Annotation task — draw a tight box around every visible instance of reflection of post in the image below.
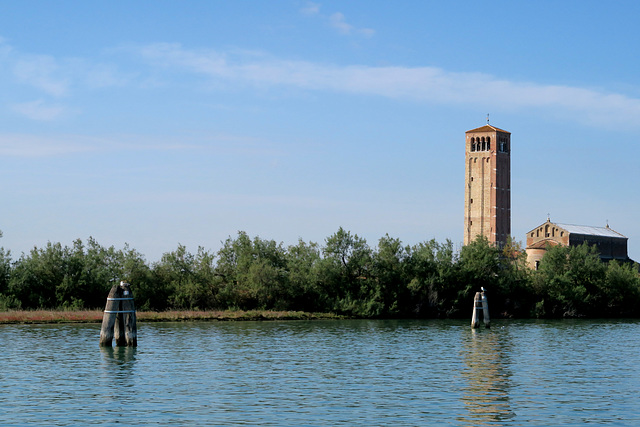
[99,281,137,347]
[459,329,514,425]
[99,346,138,395]
[100,345,137,364]
[471,291,490,329]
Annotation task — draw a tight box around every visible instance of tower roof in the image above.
[466,124,510,134]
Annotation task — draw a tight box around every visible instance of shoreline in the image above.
[0,310,347,325]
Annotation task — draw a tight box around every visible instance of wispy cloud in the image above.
[12,99,68,121]
[0,130,280,159]
[0,38,129,121]
[0,134,97,157]
[0,36,13,56]
[300,1,320,16]
[0,133,198,157]
[137,43,640,129]
[329,12,375,37]
[4,36,640,131]
[13,54,70,96]
[300,2,375,38]
[11,56,128,95]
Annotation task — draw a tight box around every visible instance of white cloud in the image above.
[0,133,95,157]
[300,1,321,15]
[0,131,278,159]
[301,4,375,38]
[0,133,184,157]
[13,55,70,96]
[358,27,375,38]
[329,12,352,35]
[2,38,128,97]
[328,12,375,38]
[0,36,12,56]
[12,99,67,121]
[73,59,129,89]
[137,43,640,130]
[12,54,128,95]
[0,38,131,122]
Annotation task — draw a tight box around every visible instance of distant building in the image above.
[525,218,630,269]
[464,124,511,246]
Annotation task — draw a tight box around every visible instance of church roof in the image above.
[466,124,510,134]
[555,223,627,239]
[528,240,561,249]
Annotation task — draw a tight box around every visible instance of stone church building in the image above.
[463,122,632,268]
[525,219,630,269]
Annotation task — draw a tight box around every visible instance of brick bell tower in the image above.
[464,123,511,246]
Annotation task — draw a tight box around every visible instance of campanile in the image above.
[464,124,511,246]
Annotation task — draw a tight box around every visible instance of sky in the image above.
[1,1,639,263]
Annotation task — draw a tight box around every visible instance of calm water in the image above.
[1,319,639,426]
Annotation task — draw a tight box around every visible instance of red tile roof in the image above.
[466,124,510,134]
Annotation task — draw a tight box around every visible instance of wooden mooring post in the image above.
[99,281,137,347]
[471,289,490,329]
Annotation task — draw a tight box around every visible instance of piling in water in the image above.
[99,281,137,347]
[471,291,490,329]
[99,284,119,346]
[481,292,490,327]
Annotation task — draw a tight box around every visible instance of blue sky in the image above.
[1,1,639,262]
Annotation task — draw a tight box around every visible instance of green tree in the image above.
[215,232,252,308]
[497,237,533,317]
[78,238,118,308]
[54,239,86,309]
[319,227,373,314]
[601,260,640,316]
[457,236,502,314]
[153,244,211,310]
[406,239,459,317]
[0,247,10,295]
[9,242,67,308]
[0,247,20,310]
[244,236,288,309]
[118,245,154,310]
[285,239,323,311]
[214,232,288,310]
[369,234,409,317]
[534,243,606,317]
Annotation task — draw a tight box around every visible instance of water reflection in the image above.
[99,346,138,392]
[2,320,640,426]
[458,328,515,426]
[100,345,137,366]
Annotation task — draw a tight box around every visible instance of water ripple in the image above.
[1,319,640,426]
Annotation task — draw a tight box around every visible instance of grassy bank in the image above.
[0,310,346,324]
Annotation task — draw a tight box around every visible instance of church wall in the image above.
[526,224,570,248]
[568,234,628,260]
[525,221,629,268]
[526,248,546,270]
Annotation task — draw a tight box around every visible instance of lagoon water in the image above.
[1,319,640,426]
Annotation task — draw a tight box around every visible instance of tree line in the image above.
[0,228,638,318]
